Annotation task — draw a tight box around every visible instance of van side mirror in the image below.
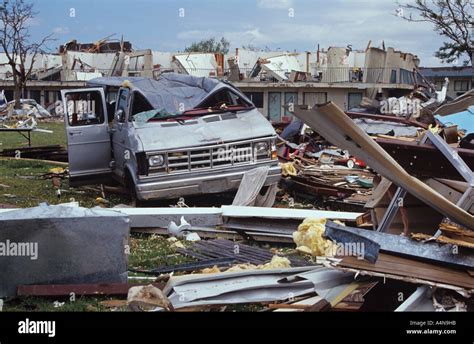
[115,109,124,122]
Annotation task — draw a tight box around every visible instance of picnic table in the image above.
[0,127,53,147]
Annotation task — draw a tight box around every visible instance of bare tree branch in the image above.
[0,0,54,107]
[396,0,473,64]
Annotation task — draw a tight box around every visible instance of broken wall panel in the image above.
[0,205,130,297]
[335,254,474,291]
[376,138,474,181]
[325,221,474,270]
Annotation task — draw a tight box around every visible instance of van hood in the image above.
[134,109,276,152]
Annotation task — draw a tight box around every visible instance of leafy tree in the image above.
[185,37,230,54]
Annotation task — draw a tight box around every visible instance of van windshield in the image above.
[133,88,253,122]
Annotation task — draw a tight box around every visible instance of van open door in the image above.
[61,88,112,186]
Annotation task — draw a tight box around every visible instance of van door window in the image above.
[66,90,105,126]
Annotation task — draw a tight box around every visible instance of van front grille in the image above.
[167,142,255,173]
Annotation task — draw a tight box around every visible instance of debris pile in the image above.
[0,88,473,314]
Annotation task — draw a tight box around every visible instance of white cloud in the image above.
[257,0,293,9]
[171,0,448,66]
[53,26,70,35]
[177,27,273,48]
[177,30,216,40]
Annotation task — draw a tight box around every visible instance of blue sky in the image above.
[27,0,467,66]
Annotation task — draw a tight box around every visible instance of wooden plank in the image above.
[17,283,163,297]
[272,295,327,312]
[338,254,474,290]
[424,179,464,205]
[269,303,314,310]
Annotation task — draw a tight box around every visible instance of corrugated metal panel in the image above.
[174,53,218,77]
[261,54,304,80]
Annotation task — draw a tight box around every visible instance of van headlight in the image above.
[254,142,269,155]
[148,155,165,167]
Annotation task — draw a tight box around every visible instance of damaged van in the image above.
[61,73,281,201]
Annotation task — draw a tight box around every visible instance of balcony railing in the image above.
[235,67,415,84]
[0,67,415,85]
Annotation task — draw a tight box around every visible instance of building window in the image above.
[4,90,13,101]
[348,92,363,110]
[29,90,41,104]
[243,92,264,108]
[303,92,327,107]
[400,69,413,84]
[390,70,397,83]
[454,80,469,92]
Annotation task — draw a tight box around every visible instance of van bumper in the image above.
[135,163,281,200]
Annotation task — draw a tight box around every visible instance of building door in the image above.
[268,92,281,122]
[348,92,363,110]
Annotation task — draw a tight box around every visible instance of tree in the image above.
[0,0,53,107]
[184,37,230,54]
[241,44,263,52]
[397,0,473,65]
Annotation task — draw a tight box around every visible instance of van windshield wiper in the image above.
[135,105,252,123]
[133,109,182,122]
[181,104,251,116]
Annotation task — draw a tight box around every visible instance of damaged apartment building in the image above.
[419,66,474,99]
[0,40,420,121]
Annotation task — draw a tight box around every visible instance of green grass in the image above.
[129,233,193,271]
[0,159,128,208]
[4,296,124,312]
[0,121,66,149]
